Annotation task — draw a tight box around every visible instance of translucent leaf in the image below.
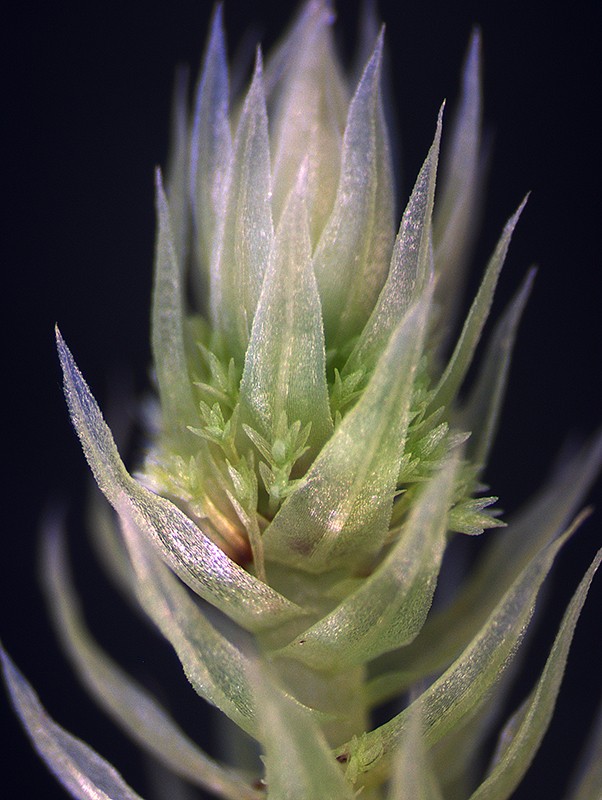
[565,696,602,800]
[368,435,602,701]
[433,29,484,328]
[312,29,395,344]
[40,520,263,800]
[190,4,232,275]
[338,514,583,784]
[277,456,457,670]
[345,106,443,375]
[267,3,347,239]
[1,646,145,800]
[152,170,198,436]
[210,50,273,360]
[165,67,190,271]
[250,663,355,800]
[388,703,443,800]
[263,296,430,574]
[56,328,305,632]
[469,547,602,800]
[429,197,528,414]
[457,268,536,470]
[240,166,333,460]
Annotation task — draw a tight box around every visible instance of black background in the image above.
[3,1,601,798]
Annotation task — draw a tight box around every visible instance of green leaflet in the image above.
[165,67,190,272]
[433,29,483,330]
[262,296,430,574]
[312,30,395,345]
[368,435,602,703]
[40,520,263,800]
[267,3,347,238]
[457,268,535,470]
[428,196,528,414]
[190,4,232,279]
[565,698,602,800]
[337,513,584,784]
[56,328,305,632]
[344,105,442,376]
[210,50,273,361]
[469,547,602,800]
[0,646,146,800]
[276,456,457,671]
[152,170,198,437]
[251,664,355,800]
[239,165,333,460]
[387,704,443,800]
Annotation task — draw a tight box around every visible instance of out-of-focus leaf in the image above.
[263,296,430,574]
[345,107,442,375]
[277,457,456,670]
[41,520,263,800]
[152,171,198,437]
[312,30,395,345]
[564,696,602,800]
[210,50,273,360]
[469,547,602,800]
[240,165,333,458]
[1,646,145,800]
[190,4,232,276]
[56,328,305,632]
[251,663,355,800]
[433,29,483,329]
[387,703,443,800]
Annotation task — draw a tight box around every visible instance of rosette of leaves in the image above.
[3,2,601,799]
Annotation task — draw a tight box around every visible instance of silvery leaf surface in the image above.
[344,108,442,376]
[263,296,430,574]
[40,520,263,800]
[1,646,145,800]
[468,547,602,800]
[338,514,583,784]
[57,328,305,631]
[276,456,457,670]
[210,51,273,361]
[239,165,333,459]
[312,30,395,345]
[368,435,602,701]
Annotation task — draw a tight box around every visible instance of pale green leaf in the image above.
[1,646,145,800]
[240,165,333,459]
[368,434,602,702]
[469,547,602,800]
[457,268,535,470]
[56,328,305,632]
[263,296,430,574]
[41,520,263,800]
[190,4,232,275]
[277,456,457,670]
[312,29,395,345]
[429,197,528,414]
[251,663,355,800]
[388,703,443,800]
[210,49,273,360]
[338,514,583,784]
[433,29,484,328]
[345,105,442,375]
[165,67,190,271]
[152,170,198,435]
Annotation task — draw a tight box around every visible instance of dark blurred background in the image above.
[3,1,601,798]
